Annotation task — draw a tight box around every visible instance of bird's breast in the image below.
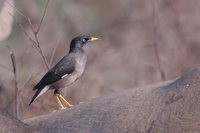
[74,54,87,75]
[64,55,87,85]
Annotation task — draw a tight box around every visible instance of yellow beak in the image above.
[89,37,98,42]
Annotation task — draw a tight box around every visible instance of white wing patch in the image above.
[61,74,68,79]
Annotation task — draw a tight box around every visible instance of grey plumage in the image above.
[29,36,98,106]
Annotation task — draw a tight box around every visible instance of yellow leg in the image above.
[58,94,74,108]
[55,94,65,109]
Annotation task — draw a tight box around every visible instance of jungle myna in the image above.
[29,36,98,109]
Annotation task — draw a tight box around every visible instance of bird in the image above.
[29,36,98,109]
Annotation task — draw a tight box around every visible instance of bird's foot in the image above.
[55,94,66,110]
[67,104,74,108]
[57,94,74,108]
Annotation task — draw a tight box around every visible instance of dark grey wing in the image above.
[33,54,75,90]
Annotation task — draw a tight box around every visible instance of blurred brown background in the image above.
[0,0,200,120]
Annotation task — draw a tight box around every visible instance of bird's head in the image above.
[69,36,98,52]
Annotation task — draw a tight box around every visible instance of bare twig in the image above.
[36,0,50,34]
[31,0,50,69]
[49,41,60,67]
[9,12,39,50]
[7,0,50,70]
[7,46,19,119]
[22,72,33,91]
[4,1,52,119]
[10,12,49,70]
[6,0,27,20]
[0,64,12,72]
[34,39,49,70]
[154,42,165,80]
[26,18,50,70]
[153,0,165,81]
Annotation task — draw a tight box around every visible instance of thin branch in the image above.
[6,0,27,20]
[5,1,51,118]
[7,0,50,70]
[22,72,33,91]
[49,41,60,67]
[9,51,16,74]
[154,42,165,80]
[7,46,16,74]
[11,14,48,70]
[0,64,12,72]
[27,18,36,34]
[36,0,50,34]
[153,0,165,81]
[7,46,19,119]
[9,12,39,50]
[30,0,50,69]
[34,35,49,69]
[25,1,50,70]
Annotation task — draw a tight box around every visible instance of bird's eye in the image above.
[82,38,86,43]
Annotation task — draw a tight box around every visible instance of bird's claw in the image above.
[67,104,74,108]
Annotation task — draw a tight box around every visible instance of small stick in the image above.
[49,40,60,67]
[7,0,51,70]
[7,46,19,119]
[36,0,50,34]
[0,64,12,72]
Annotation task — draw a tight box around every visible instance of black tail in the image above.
[29,82,46,105]
[29,82,44,106]
[29,89,42,106]
[33,82,42,90]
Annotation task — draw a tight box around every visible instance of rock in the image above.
[0,110,35,133]
[24,67,200,133]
